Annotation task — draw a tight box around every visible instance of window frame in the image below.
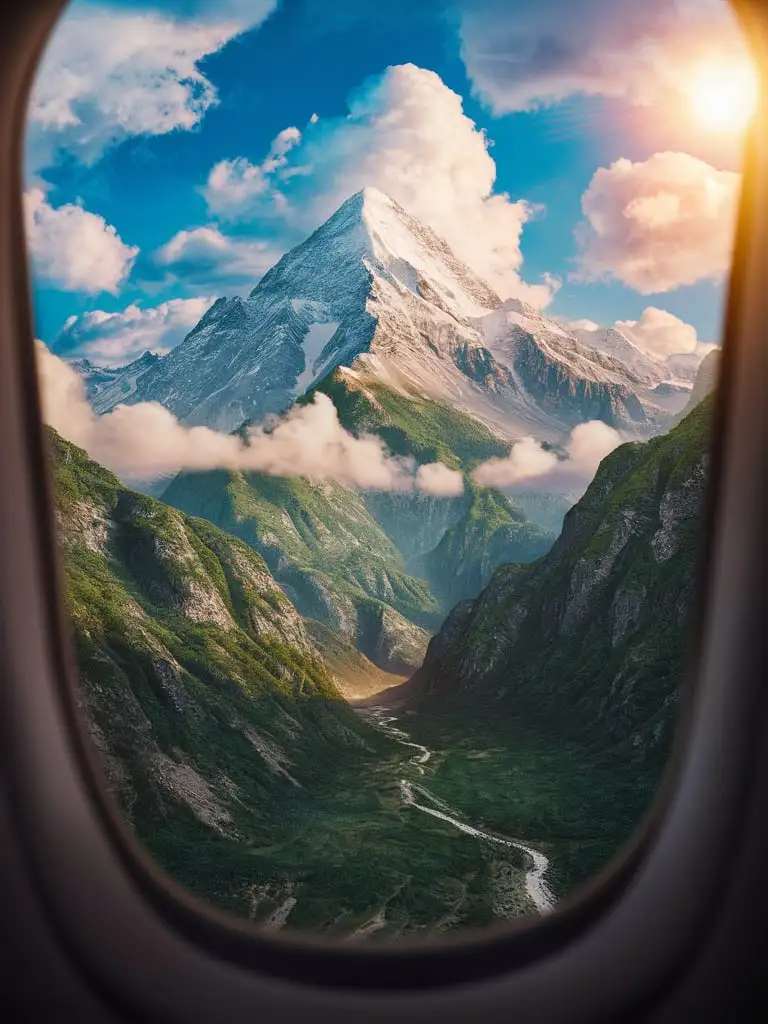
[1,0,768,1019]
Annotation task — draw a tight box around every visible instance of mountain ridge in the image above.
[80,188,693,442]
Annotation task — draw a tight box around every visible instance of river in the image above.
[362,706,556,916]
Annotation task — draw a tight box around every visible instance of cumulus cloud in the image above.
[614,307,699,358]
[472,420,622,494]
[200,63,556,306]
[27,1,277,169]
[204,127,303,220]
[415,462,465,497]
[24,188,138,294]
[458,0,746,115]
[37,342,462,494]
[565,318,600,332]
[574,151,740,293]
[53,297,215,366]
[152,226,282,290]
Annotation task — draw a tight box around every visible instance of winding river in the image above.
[362,706,555,916]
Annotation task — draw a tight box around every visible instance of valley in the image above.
[45,185,718,940]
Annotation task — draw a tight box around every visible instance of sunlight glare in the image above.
[687,60,758,134]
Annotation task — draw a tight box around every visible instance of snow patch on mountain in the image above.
[295,320,340,394]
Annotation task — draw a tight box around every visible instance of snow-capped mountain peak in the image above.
[89,188,692,440]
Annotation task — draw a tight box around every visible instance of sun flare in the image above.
[687,60,758,134]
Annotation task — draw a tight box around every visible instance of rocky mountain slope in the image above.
[46,426,404,907]
[162,467,439,674]
[163,368,555,671]
[49,426,550,933]
[378,392,714,898]
[87,189,687,441]
[409,393,713,773]
[675,348,720,423]
[76,350,161,410]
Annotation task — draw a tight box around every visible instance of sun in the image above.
[687,60,758,134]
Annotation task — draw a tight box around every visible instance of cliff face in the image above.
[410,395,713,766]
[47,426,391,913]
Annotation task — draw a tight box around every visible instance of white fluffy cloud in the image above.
[458,0,745,115]
[37,342,462,494]
[153,226,282,290]
[472,420,622,494]
[415,462,465,497]
[27,1,277,169]
[614,307,699,358]
[24,188,138,294]
[575,151,740,293]
[204,127,302,220]
[201,64,556,306]
[53,297,215,366]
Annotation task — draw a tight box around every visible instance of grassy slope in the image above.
[403,396,714,896]
[417,485,554,606]
[309,367,510,469]
[163,467,439,673]
[49,427,536,934]
[314,368,555,593]
[164,369,556,672]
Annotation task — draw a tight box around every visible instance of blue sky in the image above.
[24,0,748,365]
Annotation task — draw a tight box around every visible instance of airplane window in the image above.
[23,0,749,941]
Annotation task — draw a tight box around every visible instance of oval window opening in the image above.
[25,0,747,942]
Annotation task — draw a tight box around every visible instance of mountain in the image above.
[415,486,554,608]
[571,325,665,384]
[411,395,711,743]
[94,189,685,441]
[45,425,404,906]
[475,300,686,433]
[162,467,439,675]
[49,426,555,933]
[675,349,720,422]
[163,368,556,671]
[77,350,161,411]
[395,395,712,893]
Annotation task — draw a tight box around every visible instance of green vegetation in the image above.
[165,371,554,672]
[46,389,714,935]
[48,426,537,934]
[308,367,510,470]
[409,395,714,883]
[417,484,554,606]
[163,466,439,674]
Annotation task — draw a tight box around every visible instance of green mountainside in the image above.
[399,395,713,894]
[308,366,510,469]
[162,468,439,674]
[415,485,554,607]
[164,369,555,677]
[48,426,544,934]
[46,389,714,932]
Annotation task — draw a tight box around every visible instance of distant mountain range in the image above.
[77,188,697,442]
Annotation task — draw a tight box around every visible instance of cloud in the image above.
[415,462,465,496]
[52,297,215,366]
[27,1,277,169]
[565,318,600,332]
[24,188,138,294]
[152,226,282,290]
[472,420,622,494]
[37,342,462,494]
[614,307,699,358]
[574,151,740,293]
[203,127,303,220]
[458,0,746,115]
[200,63,556,306]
